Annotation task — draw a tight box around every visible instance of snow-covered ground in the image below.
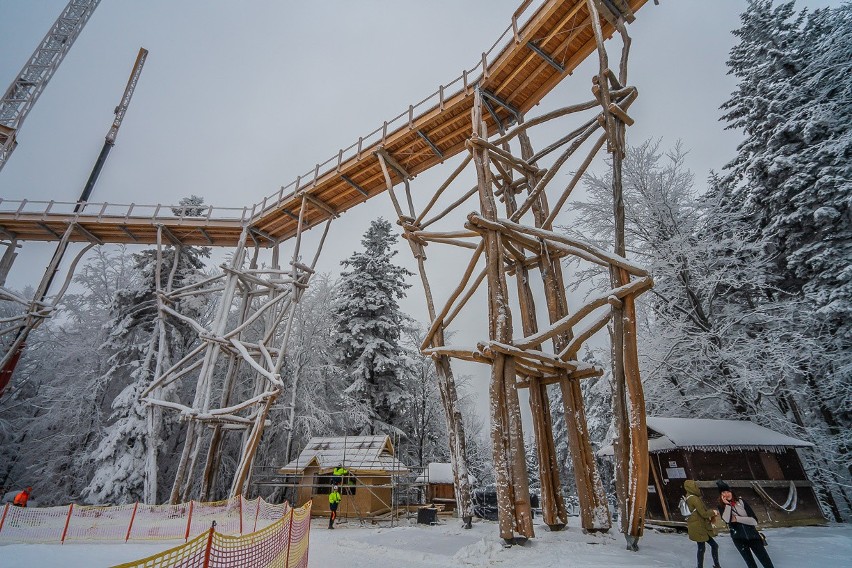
[2,517,850,567]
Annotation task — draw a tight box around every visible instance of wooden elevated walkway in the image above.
[0,0,646,247]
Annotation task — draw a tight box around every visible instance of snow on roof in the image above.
[414,462,477,485]
[278,435,409,474]
[597,417,814,456]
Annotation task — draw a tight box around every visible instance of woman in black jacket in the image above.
[717,480,775,568]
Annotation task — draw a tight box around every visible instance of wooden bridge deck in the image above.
[0,0,647,248]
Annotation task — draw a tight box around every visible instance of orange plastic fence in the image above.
[0,496,290,544]
[111,502,312,568]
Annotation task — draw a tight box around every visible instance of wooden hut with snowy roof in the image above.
[598,417,824,527]
[278,435,409,518]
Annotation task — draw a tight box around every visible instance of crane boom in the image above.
[0,0,102,173]
[0,47,148,398]
[80,47,148,205]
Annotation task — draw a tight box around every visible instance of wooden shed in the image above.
[599,417,825,527]
[278,435,409,519]
[414,463,476,512]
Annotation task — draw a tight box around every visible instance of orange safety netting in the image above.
[111,501,312,568]
[0,496,294,545]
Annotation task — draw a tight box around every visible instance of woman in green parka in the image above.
[684,479,722,568]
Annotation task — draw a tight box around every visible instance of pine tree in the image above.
[573,135,852,519]
[332,218,413,436]
[0,248,135,504]
[720,1,852,519]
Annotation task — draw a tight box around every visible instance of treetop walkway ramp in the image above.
[0,0,646,248]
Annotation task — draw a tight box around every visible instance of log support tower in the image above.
[379,0,650,544]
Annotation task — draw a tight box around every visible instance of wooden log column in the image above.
[497,137,567,531]
[378,151,475,529]
[519,125,611,531]
[471,88,534,542]
[586,0,648,547]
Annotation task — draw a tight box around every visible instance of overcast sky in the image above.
[0,0,840,427]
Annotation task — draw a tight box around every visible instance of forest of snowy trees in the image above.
[548,0,851,521]
[0,0,848,524]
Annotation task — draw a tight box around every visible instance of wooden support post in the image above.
[125,501,139,542]
[393,192,475,527]
[170,229,250,504]
[586,0,646,545]
[499,150,566,531]
[185,501,194,541]
[521,167,610,532]
[61,504,74,544]
[230,393,278,496]
[472,89,533,542]
[0,239,18,287]
[0,503,9,535]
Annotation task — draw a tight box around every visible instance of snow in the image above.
[598,417,814,456]
[1,540,186,568]
[278,435,409,474]
[3,519,850,568]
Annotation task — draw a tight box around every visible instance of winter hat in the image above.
[716,479,731,493]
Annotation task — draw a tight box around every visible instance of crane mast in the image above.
[0,47,147,398]
[0,0,101,173]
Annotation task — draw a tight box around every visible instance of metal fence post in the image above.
[238,495,243,535]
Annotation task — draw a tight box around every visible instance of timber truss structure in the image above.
[375,0,650,544]
[0,0,651,545]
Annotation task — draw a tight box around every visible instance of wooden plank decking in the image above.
[0,0,648,247]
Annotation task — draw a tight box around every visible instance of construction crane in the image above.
[0,0,102,174]
[79,47,148,206]
[0,47,149,398]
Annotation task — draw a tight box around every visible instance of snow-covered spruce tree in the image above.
[84,204,210,505]
[572,141,773,414]
[723,0,852,361]
[332,218,413,436]
[0,248,136,505]
[720,1,852,518]
[573,139,849,519]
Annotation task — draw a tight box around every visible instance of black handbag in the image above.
[729,499,763,542]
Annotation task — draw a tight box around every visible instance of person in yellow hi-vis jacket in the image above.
[328,485,341,529]
[333,464,348,486]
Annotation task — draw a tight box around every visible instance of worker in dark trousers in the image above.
[329,485,341,529]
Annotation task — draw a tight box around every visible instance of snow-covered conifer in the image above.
[332,218,413,436]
